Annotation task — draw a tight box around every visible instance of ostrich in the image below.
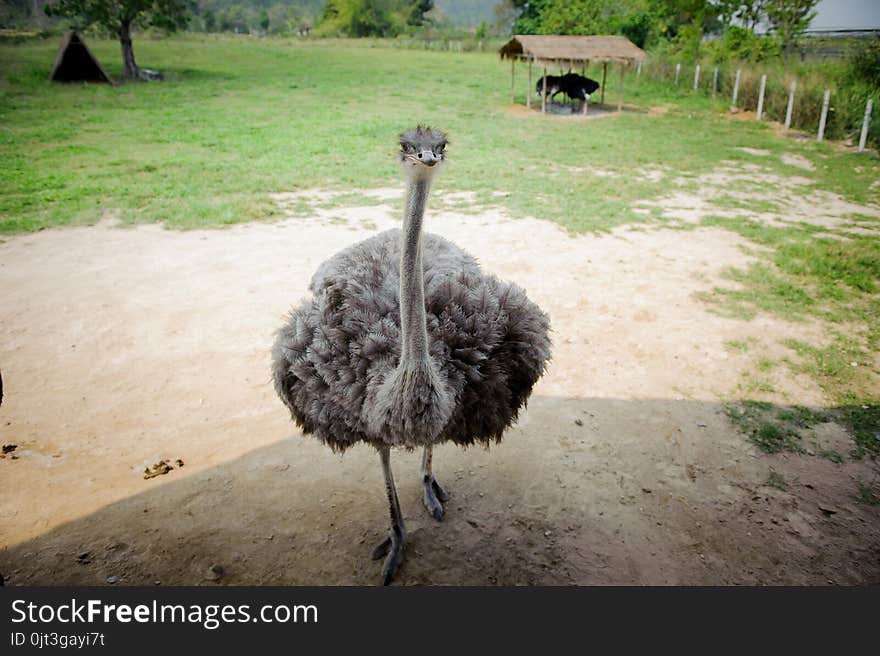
[537,73,600,112]
[272,126,551,584]
[535,74,563,101]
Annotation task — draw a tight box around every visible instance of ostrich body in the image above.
[272,127,551,584]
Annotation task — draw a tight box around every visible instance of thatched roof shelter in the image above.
[499,35,646,113]
[499,35,646,66]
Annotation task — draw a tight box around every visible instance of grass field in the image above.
[1,33,878,460]
[1,34,878,233]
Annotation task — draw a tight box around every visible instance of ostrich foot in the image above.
[371,530,405,585]
[422,476,450,521]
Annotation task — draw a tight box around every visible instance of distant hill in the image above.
[200,0,325,12]
[0,0,504,32]
[196,0,499,27]
[434,0,499,27]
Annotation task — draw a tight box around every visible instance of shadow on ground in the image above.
[2,396,878,586]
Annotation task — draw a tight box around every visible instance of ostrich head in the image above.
[399,126,447,177]
[363,125,455,444]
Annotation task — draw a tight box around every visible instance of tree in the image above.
[405,0,432,27]
[475,19,488,40]
[202,6,215,31]
[735,0,769,31]
[619,9,657,48]
[656,0,714,60]
[1,0,51,29]
[45,0,191,80]
[765,0,818,63]
[219,3,249,32]
[493,0,518,36]
[318,0,415,37]
[848,35,880,88]
[512,0,649,37]
[267,3,300,35]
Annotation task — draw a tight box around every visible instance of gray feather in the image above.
[272,228,552,452]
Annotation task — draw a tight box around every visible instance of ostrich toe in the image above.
[422,476,449,521]
[371,532,405,585]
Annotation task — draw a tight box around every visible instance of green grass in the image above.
[700,214,879,454]
[2,33,879,235]
[818,448,844,464]
[723,399,846,456]
[856,478,880,505]
[724,338,754,353]
[739,373,777,395]
[713,194,782,213]
[724,400,806,454]
[701,218,880,324]
[781,335,879,457]
[775,405,832,428]
[766,468,787,490]
[723,397,878,468]
[753,420,801,453]
[755,357,777,372]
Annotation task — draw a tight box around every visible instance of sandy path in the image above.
[1,194,878,585]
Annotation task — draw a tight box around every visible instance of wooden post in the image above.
[693,64,700,91]
[858,98,873,152]
[511,58,515,104]
[817,89,830,142]
[542,67,547,114]
[527,56,532,109]
[582,63,589,113]
[712,66,718,96]
[732,69,741,106]
[784,81,796,130]
[637,60,642,77]
[601,61,607,105]
[674,62,681,86]
[618,62,624,111]
[756,74,766,120]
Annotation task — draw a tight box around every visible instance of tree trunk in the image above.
[119,18,140,80]
[781,24,793,76]
[32,0,45,28]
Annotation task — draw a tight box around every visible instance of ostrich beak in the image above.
[408,150,439,167]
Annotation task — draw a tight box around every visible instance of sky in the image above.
[811,0,880,30]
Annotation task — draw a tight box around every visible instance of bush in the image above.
[848,36,880,88]
[710,25,781,63]
[642,55,879,148]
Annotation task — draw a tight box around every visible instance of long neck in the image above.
[399,176,431,367]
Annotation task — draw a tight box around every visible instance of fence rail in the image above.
[636,57,879,151]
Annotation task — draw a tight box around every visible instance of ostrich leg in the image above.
[420,445,449,521]
[371,446,406,585]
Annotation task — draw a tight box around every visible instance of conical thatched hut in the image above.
[50,31,114,84]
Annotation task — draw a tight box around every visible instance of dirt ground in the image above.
[1,180,879,585]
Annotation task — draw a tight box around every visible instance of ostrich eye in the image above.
[401,143,415,154]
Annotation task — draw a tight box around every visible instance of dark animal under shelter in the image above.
[536,73,601,111]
